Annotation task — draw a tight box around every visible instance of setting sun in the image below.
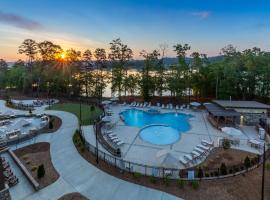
[60,52,66,59]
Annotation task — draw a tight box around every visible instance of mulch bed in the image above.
[74,132,270,200]
[38,115,62,133]
[14,142,59,189]
[198,148,257,169]
[58,192,88,200]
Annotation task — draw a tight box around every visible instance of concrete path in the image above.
[0,100,182,200]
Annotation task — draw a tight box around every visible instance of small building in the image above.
[213,100,270,125]
[204,103,240,128]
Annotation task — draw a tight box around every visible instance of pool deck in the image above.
[0,100,182,200]
[84,104,263,169]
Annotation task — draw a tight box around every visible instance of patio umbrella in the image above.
[190,102,201,107]
[221,127,242,136]
[156,150,178,168]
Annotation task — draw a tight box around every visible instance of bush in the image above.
[149,176,157,184]
[205,173,209,177]
[222,139,231,150]
[31,166,37,172]
[49,120,53,129]
[133,172,142,179]
[90,105,95,111]
[190,180,199,190]
[214,171,219,176]
[37,164,45,179]
[163,176,170,187]
[220,163,227,175]
[177,179,186,188]
[244,156,251,169]
[229,169,233,174]
[266,163,270,171]
[197,167,204,179]
[234,167,239,173]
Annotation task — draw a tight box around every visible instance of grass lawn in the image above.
[47,103,102,125]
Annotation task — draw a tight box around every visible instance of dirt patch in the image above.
[14,142,59,189]
[199,148,257,169]
[58,192,88,200]
[38,115,62,133]
[73,132,270,200]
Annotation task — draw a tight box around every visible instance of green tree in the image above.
[109,38,133,97]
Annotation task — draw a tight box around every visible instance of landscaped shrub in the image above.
[240,166,244,171]
[190,180,199,189]
[244,156,251,169]
[205,173,209,177]
[266,163,270,171]
[222,139,231,150]
[220,163,227,175]
[133,172,142,179]
[31,166,37,172]
[37,164,45,179]
[177,179,186,188]
[149,176,157,184]
[234,167,239,173]
[210,172,214,177]
[229,169,233,174]
[49,118,54,129]
[214,171,219,176]
[197,167,203,179]
[90,105,95,111]
[163,176,170,186]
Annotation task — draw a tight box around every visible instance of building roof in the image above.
[205,103,240,117]
[213,100,270,109]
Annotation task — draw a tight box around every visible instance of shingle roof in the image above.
[205,103,240,117]
[213,100,270,109]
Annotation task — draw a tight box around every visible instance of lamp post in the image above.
[261,143,269,200]
[95,120,99,164]
[32,83,38,98]
[74,73,82,134]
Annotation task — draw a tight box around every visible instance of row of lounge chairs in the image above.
[129,101,189,110]
[130,102,152,108]
[1,157,19,187]
[103,130,124,147]
[179,139,214,167]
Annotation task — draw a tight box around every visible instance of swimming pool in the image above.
[139,125,180,145]
[120,109,192,132]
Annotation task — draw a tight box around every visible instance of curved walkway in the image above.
[0,101,182,200]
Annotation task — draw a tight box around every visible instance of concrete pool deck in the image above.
[84,104,263,169]
[0,100,182,200]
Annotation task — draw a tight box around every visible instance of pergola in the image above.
[205,103,240,128]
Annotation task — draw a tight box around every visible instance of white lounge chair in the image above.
[179,156,189,166]
[202,139,214,146]
[194,147,205,155]
[161,104,165,109]
[112,138,121,142]
[157,103,160,107]
[116,141,124,146]
[197,144,211,151]
[191,150,201,158]
[109,136,118,140]
[108,133,117,137]
[175,105,179,110]
[147,102,151,107]
[166,104,170,109]
[184,154,193,162]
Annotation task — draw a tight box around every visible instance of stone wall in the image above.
[0,185,11,200]
[243,113,267,125]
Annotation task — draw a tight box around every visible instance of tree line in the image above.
[0,38,269,101]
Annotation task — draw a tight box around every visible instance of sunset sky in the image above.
[1,0,270,61]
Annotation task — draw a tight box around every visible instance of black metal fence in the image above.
[80,129,267,180]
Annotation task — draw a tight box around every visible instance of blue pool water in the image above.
[139,125,180,145]
[120,109,192,132]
